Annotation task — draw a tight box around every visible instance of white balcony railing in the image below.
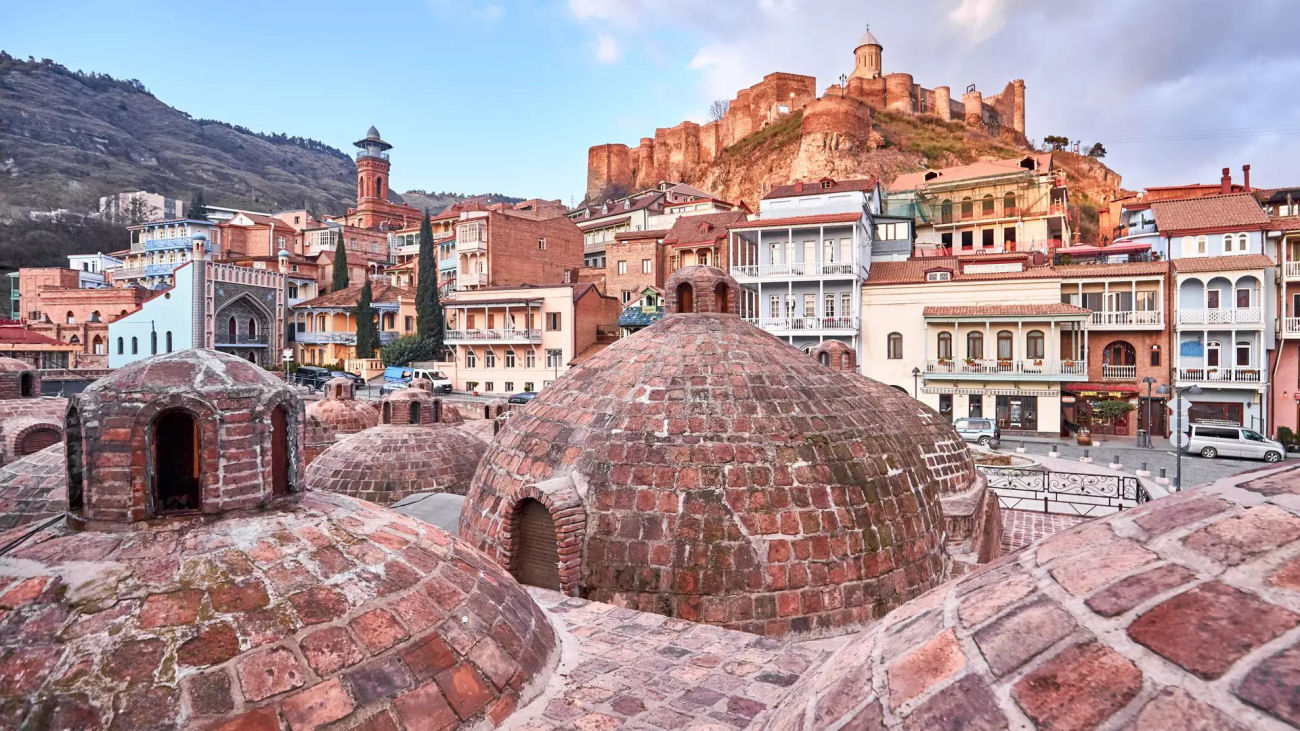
[1176,367,1264,384]
[457,239,487,254]
[1284,317,1300,336]
[1089,310,1163,327]
[445,328,542,343]
[1178,307,1263,325]
[925,359,1087,378]
[745,316,860,332]
[1285,261,1300,280]
[296,331,356,345]
[459,272,487,287]
[1101,364,1137,380]
[731,262,865,279]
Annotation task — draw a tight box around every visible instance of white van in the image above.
[1185,423,1285,463]
[411,368,453,394]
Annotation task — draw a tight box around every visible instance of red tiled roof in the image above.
[1148,193,1268,233]
[613,229,670,242]
[864,257,1060,285]
[923,304,1090,317]
[1266,215,1300,232]
[1053,261,1170,278]
[663,212,749,246]
[763,177,877,200]
[1172,254,1274,273]
[888,154,1053,192]
[294,281,412,309]
[0,327,71,346]
[730,212,863,229]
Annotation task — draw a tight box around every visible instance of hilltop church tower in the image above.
[850,26,882,80]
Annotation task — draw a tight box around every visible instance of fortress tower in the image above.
[849,26,882,80]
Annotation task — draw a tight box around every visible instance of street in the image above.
[993,436,1282,489]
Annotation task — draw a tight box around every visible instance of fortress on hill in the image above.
[586,27,1027,202]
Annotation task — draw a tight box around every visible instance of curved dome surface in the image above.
[84,348,291,398]
[0,443,66,530]
[0,491,557,728]
[306,424,488,505]
[461,294,950,636]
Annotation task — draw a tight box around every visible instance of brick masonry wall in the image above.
[485,213,584,289]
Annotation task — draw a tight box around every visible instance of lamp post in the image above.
[911,366,921,398]
[1158,383,1202,492]
[1141,376,1157,448]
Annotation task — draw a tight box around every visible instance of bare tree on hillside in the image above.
[708,99,730,122]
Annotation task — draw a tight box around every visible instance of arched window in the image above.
[713,281,730,312]
[152,409,200,515]
[150,331,158,354]
[1003,192,1016,216]
[409,401,421,424]
[117,337,124,355]
[887,332,903,359]
[316,313,327,331]
[485,350,496,368]
[382,401,392,424]
[996,330,1013,360]
[676,282,695,313]
[270,404,290,497]
[228,317,237,341]
[961,197,973,219]
[19,372,35,397]
[1025,330,1045,360]
[818,352,830,366]
[512,498,560,590]
[288,284,298,299]
[69,335,80,345]
[940,200,953,224]
[376,175,384,198]
[1150,344,1161,366]
[91,311,101,322]
[1103,341,1136,366]
[92,335,104,355]
[248,318,257,338]
[131,337,138,355]
[967,332,984,360]
[66,311,75,324]
[466,350,476,368]
[981,194,995,216]
[936,332,953,360]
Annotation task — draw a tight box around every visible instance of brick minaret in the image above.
[353,125,393,228]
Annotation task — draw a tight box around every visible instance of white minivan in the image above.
[1185,423,1286,463]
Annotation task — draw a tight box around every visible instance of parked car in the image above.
[953,417,1000,447]
[292,366,332,391]
[411,368,453,394]
[378,365,413,396]
[330,371,367,387]
[507,392,538,405]
[1185,423,1286,463]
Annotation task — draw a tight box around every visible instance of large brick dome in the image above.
[305,424,487,504]
[460,266,950,636]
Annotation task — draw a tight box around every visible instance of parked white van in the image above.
[1185,423,1286,463]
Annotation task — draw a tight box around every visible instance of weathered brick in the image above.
[237,646,307,701]
[973,598,1076,677]
[1238,641,1300,725]
[1013,642,1141,729]
[283,678,355,730]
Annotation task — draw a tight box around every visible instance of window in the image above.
[642,258,652,274]
[621,290,633,303]
[769,295,781,319]
[1207,290,1221,308]
[117,337,124,355]
[967,332,984,359]
[1236,341,1252,367]
[824,294,836,318]
[996,330,1013,360]
[982,229,995,248]
[803,294,816,318]
[505,350,516,368]
[131,336,138,355]
[1003,227,1016,247]
[1206,340,1221,368]
[617,260,627,275]
[248,318,257,338]
[1003,192,1016,216]
[1223,233,1237,253]
[466,349,477,368]
[887,332,903,359]
[66,311,74,324]
[969,394,983,417]
[961,231,973,250]
[545,349,563,369]
[939,394,953,421]
[485,350,497,368]
[982,194,995,216]
[941,232,953,249]
[405,316,414,331]
[876,223,902,240]
[926,270,952,282]
[940,200,953,223]
[937,332,953,360]
[1025,330,1045,360]
[840,292,852,317]
[505,382,514,392]
[538,236,546,250]
[1150,344,1161,366]
[525,350,536,368]
[1236,288,1251,308]
[961,197,973,219]
[484,382,494,392]
[228,317,237,341]
[546,312,562,331]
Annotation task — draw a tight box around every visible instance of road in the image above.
[993,437,1282,489]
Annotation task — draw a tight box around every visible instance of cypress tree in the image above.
[354,279,378,358]
[414,211,444,354]
[331,229,349,292]
[186,190,207,220]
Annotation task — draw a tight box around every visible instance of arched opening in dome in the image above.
[818,352,830,366]
[335,383,345,399]
[841,352,853,370]
[19,372,35,397]
[409,401,421,424]
[713,281,730,312]
[512,498,560,590]
[382,402,392,424]
[676,282,695,313]
[270,404,290,497]
[151,409,201,515]
[66,406,84,513]
[17,427,59,457]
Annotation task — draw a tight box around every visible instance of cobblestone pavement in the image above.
[1000,509,1090,554]
[993,438,1282,489]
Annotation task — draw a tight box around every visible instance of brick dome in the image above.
[0,443,66,531]
[460,267,950,636]
[305,377,379,435]
[0,356,40,400]
[304,424,488,505]
[763,465,1300,729]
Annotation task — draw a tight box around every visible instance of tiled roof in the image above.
[1149,193,1268,233]
[1172,253,1274,273]
[1266,215,1300,232]
[923,304,1091,317]
[570,191,665,221]
[664,182,715,200]
[1054,261,1170,278]
[763,177,877,200]
[293,281,412,309]
[578,215,630,231]
[888,154,1053,192]
[864,257,1060,285]
[613,229,669,242]
[663,212,749,246]
[0,327,70,346]
[730,212,864,229]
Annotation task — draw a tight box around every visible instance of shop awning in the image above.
[1063,383,1140,396]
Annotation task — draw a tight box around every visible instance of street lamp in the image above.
[1141,376,1158,448]
[1157,383,1203,492]
[911,366,921,398]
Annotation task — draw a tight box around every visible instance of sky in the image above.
[4,0,1300,205]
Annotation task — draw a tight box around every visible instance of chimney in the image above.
[1243,164,1252,192]
[794,181,804,193]
[1220,167,1232,194]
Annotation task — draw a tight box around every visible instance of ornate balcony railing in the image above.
[1175,367,1263,384]
[978,465,1148,517]
[1286,261,1300,280]
[925,358,1086,378]
[1089,310,1163,327]
[1178,307,1263,325]
[731,262,864,279]
[745,316,860,332]
[445,328,542,343]
[1284,317,1300,337]
[1101,364,1137,380]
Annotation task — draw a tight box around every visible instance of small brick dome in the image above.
[379,387,448,426]
[305,424,488,505]
[0,356,40,400]
[67,350,305,529]
[763,466,1300,729]
[461,270,950,636]
[306,377,379,435]
[0,443,66,531]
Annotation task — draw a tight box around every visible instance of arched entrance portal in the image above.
[270,404,289,497]
[512,499,561,590]
[152,410,200,514]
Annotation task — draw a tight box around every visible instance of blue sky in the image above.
[5,0,1300,204]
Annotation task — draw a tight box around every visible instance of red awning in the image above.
[1064,383,1140,396]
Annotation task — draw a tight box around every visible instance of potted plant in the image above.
[1076,409,1093,446]
[1092,399,1135,438]
[1279,426,1298,452]
[964,357,977,367]
[466,380,479,396]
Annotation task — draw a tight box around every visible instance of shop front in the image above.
[1062,383,1142,436]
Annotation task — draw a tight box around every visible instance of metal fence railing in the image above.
[978,464,1150,517]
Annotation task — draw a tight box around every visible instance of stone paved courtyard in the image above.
[1000,509,1090,554]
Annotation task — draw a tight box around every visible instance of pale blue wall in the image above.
[109,262,195,368]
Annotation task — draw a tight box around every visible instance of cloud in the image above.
[947,0,1018,42]
[594,34,621,64]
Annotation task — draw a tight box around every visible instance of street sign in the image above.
[282,349,294,362]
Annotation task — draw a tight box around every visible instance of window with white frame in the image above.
[769,295,781,319]
[545,349,563,368]
[505,350,516,368]
[465,349,476,368]
[617,260,627,275]
[505,381,514,392]
[803,294,816,317]
[824,294,836,317]
[926,271,952,282]
[525,350,536,368]
[642,259,651,274]
[538,236,546,250]
[840,292,852,316]
[1236,340,1252,367]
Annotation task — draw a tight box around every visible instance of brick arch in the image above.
[8,419,63,460]
[124,393,221,522]
[253,392,306,497]
[497,475,586,596]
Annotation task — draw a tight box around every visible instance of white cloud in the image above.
[594,34,621,64]
[947,0,1017,42]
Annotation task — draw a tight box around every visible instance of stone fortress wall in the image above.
[586,28,1026,202]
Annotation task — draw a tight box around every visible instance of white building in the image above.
[65,253,122,289]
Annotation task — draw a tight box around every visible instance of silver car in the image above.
[1185,423,1286,463]
[953,417,1000,447]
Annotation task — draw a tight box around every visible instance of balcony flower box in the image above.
[1062,360,1077,368]
[964,358,977,366]
[1033,359,1043,366]
[1184,369,1203,379]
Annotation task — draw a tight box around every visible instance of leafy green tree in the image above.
[186,190,207,219]
[1087,142,1108,158]
[1043,134,1070,151]
[414,211,444,351]
[331,230,349,291]
[380,334,439,366]
[353,279,378,358]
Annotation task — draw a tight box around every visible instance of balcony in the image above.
[445,328,542,344]
[731,262,865,280]
[459,271,487,288]
[1088,310,1163,329]
[746,316,859,333]
[1286,261,1300,281]
[144,236,197,252]
[1284,317,1300,338]
[1176,367,1264,385]
[924,359,1088,380]
[1178,307,1263,326]
[295,331,356,345]
[457,238,487,254]
[1101,364,1137,381]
